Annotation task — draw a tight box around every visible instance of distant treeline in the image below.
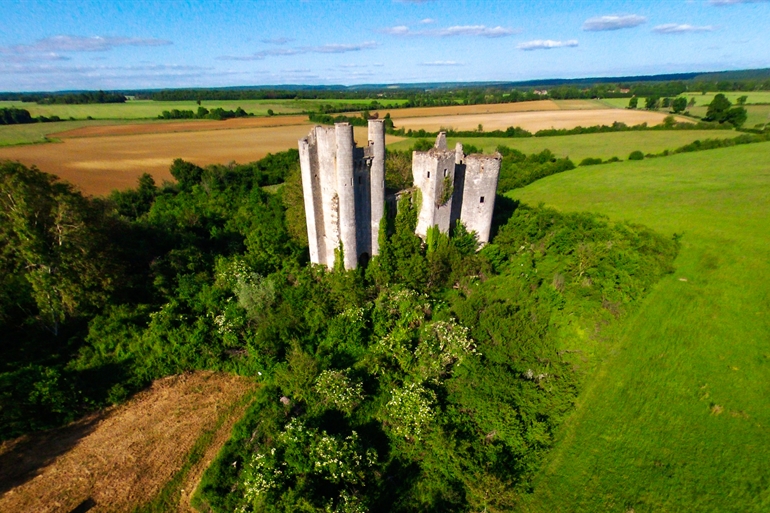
[2,90,126,104]
[0,107,62,125]
[158,106,253,120]
[147,89,401,102]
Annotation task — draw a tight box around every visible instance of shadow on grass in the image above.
[0,412,103,495]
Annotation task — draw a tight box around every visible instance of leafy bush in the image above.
[629,150,645,160]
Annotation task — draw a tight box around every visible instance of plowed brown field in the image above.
[0,372,254,513]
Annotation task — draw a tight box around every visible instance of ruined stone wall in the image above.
[459,153,501,245]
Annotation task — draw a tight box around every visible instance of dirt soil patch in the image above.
[390,109,690,132]
[0,371,254,513]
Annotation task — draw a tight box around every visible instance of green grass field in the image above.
[600,92,770,110]
[508,142,770,512]
[681,91,770,106]
[0,119,133,146]
[688,104,770,129]
[387,129,740,161]
[0,98,408,120]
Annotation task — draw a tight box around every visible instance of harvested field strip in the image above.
[137,389,256,513]
[388,109,689,132]
[0,372,254,513]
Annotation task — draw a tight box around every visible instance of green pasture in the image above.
[688,104,770,128]
[0,119,131,146]
[0,98,408,120]
[681,91,770,105]
[600,92,770,111]
[509,142,770,512]
[387,129,739,162]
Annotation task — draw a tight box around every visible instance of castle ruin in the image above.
[298,121,501,270]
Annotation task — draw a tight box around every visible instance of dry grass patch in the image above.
[0,371,254,513]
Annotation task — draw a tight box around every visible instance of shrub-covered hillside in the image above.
[0,147,678,511]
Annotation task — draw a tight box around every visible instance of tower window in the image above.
[427,171,431,178]
[443,168,448,177]
[480,196,485,203]
[358,176,362,185]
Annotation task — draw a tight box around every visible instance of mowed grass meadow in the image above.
[509,143,770,512]
[388,129,741,161]
[0,98,408,120]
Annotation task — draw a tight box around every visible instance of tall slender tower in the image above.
[297,120,385,269]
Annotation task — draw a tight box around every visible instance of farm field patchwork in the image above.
[0,122,401,195]
[388,109,689,132]
[0,98,409,120]
[0,372,254,513]
[509,143,770,512]
[387,129,739,162]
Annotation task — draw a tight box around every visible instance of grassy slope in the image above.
[387,130,739,161]
[508,143,770,512]
[0,98,408,120]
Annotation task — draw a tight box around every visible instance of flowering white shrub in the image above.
[415,320,477,381]
[385,383,437,441]
[239,418,377,511]
[314,369,364,412]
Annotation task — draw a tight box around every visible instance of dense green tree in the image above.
[704,93,748,127]
[671,96,687,113]
[627,97,638,109]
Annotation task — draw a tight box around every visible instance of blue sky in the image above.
[1,0,769,91]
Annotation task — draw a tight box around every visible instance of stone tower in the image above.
[412,133,501,245]
[298,120,385,270]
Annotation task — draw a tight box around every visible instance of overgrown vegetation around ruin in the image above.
[0,138,678,511]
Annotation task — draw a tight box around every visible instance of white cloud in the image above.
[220,41,378,61]
[517,39,579,51]
[382,25,411,35]
[421,60,463,66]
[380,24,517,38]
[653,24,715,33]
[582,15,647,31]
[3,35,171,54]
[420,18,436,24]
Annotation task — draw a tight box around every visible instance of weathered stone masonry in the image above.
[298,124,500,270]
